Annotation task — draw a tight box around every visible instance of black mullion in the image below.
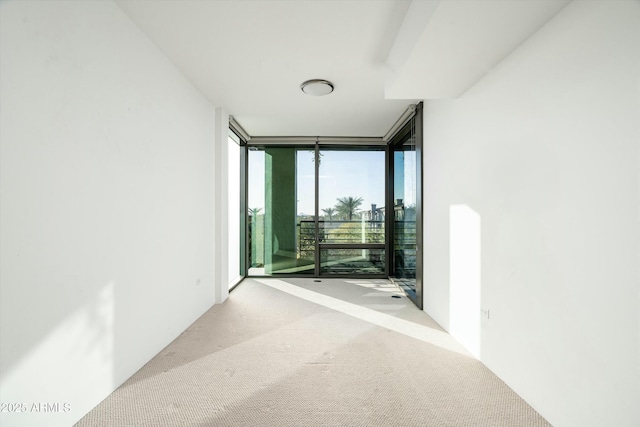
[314,142,320,276]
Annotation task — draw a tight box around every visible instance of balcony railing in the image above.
[248,215,416,275]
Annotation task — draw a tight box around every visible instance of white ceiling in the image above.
[116,0,414,137]
[115,0,571,137]
[385,0,571,99]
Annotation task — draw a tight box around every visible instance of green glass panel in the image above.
[248,147,315,275]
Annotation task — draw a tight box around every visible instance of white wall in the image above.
[0,1,219,426]
[213,107,230,302]
[422,1,640,426]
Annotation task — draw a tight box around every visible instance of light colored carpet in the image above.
[76,278,552,427]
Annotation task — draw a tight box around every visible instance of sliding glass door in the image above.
[317,148,385,275]
[247,145,386,277]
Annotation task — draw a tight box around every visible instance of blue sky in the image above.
[248,149,387,216]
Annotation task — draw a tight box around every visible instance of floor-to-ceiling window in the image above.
[388,103,423,308]
[317,147,385,275]
[248,146,315,275]
[247,141,387,277]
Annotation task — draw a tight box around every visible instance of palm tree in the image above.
[322,207,336,222]
[248,207,262,217]
[335,196,363,221]
[310,150,323,165]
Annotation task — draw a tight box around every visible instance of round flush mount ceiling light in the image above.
[300,79,334,96]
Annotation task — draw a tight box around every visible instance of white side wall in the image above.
[213,107,230,302]
[422,1,640,426]
[0,1,219,426]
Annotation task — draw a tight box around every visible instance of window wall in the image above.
[240,104,422,305]
[247,144,386,276]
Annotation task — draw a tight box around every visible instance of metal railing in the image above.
[248,216,416,275]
